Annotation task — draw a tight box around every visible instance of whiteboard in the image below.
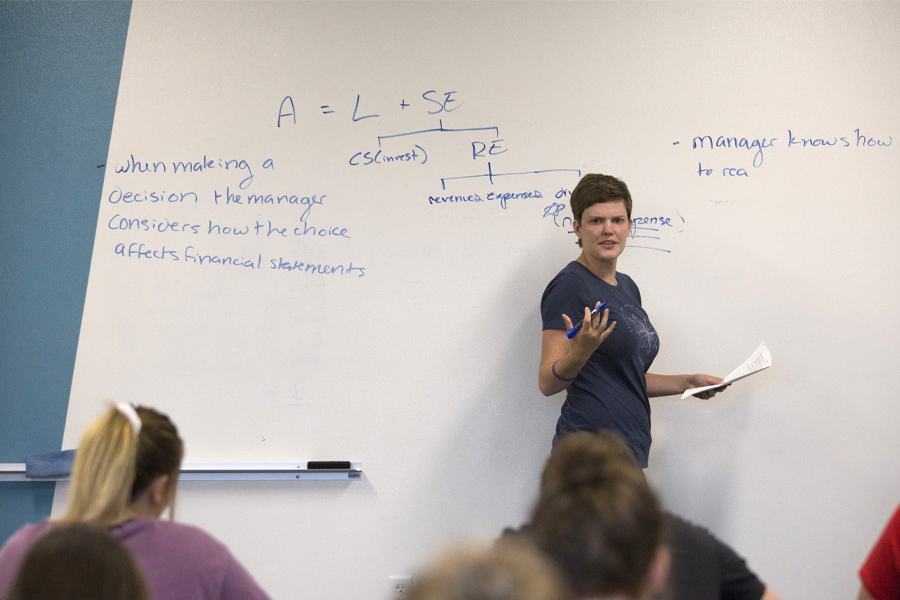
[56,2,900,599]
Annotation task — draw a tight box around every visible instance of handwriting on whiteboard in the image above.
[679,129,893,178]
[101,149,365,277]
[277,91,582,193]
[110,242,366,277]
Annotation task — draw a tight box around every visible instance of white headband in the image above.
[115,403,142,435]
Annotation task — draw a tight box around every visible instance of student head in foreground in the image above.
[0,403,271,600]
[5,522,148,600]
[409,538,572,600]
[530,431,779,600]
[539,429,640,501]
[530,438,669,600]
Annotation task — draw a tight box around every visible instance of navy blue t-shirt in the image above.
[540,261,659,467]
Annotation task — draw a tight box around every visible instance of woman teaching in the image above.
[538,173,724,467]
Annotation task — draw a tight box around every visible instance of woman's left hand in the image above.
[686,374,728,399]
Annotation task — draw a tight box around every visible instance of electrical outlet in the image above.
[389,575,413,600]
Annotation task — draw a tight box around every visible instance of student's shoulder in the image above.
[666,513,717,555]
[0,521,57,595]
[667,513,767,600]
[147,520,270,598]
[1,521,56,556]
[117,517,229,554]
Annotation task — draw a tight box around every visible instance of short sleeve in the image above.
[666,514,765,600]
[541,267,591,332]
[860,504,900,600]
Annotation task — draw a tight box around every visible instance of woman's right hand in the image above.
[562,304,616,356]
[538,303,616,397]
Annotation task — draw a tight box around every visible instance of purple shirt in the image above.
[0,518,270,600]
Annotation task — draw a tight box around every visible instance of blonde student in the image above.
[0,404,271,600]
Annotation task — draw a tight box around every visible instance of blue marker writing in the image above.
[567,302,608,339]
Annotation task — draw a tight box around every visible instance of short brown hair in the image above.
[530,483,664,599]
[539,431,641,501]
[570,173,633,224]
[530,432,665,598]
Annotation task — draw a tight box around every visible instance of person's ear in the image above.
[148,475,170,510]
[647,546,670,595]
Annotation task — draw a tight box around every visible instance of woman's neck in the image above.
[577,252,618,285]
[103,504,155,527]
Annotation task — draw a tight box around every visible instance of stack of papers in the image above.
[681,342,772,399]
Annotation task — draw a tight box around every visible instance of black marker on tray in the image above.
[307,461,352,470]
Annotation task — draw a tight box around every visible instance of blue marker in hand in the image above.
[567,302,608,339]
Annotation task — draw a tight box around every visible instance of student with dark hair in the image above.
[538,173,725,467]
[6,522,149,600]
[528,431,780,600]
[410,538,572,600]
[0,404,270,600]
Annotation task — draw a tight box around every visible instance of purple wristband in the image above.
[552,360,577,382]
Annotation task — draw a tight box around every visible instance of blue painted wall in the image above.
[0,0,131,542]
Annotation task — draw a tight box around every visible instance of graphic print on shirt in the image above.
[623,304,660,359]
